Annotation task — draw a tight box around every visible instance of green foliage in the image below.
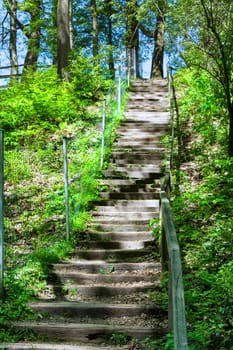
[171,68,233,349]
[0,56,112,148]
[110,332,131,345]
[139,334,174,350]
[68,54,113,102]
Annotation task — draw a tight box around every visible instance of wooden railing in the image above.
[159,67,188,349]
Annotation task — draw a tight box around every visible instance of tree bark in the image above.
[23,0,41,71]
[57,0,71,78]
[151,0,166,78]
[125,0,139,77]
[105,0,114,78]
[229,108,233,157]
[9,0,18,79]
[90,0,98,59]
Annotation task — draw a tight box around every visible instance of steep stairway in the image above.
[5,79,169,349]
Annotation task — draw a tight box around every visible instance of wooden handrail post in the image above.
[160,193,168,272]
[160,178,188,349]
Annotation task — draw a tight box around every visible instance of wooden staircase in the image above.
[4,79,170,350]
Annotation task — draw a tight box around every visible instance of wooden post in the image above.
[118,67,121,113]
[63,136,70,240]
[161,196,188,350]
[100,100,106,168]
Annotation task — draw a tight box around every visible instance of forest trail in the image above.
[4,79,170,349]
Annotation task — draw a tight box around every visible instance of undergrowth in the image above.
[170,69,233,349]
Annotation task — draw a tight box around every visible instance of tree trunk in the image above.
[125,0,139,77]
[229,109,233,157]
[90,0,98,59]
[105,0,114,78]
[23,0,41,71]
[57,0,71,78]
[151,0,166,78]
[9,0,18,79]
[226,95,233,157]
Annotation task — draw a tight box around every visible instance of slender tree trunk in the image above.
[57,0,71,78]
[90,0,98,59]
[226,95,233,157]
[106,0,114,79]
[52,0,58,65]
[23,0,41,71]
[229,109,233,157]
[151,0,166,78]
[9,0,18,79]
[126,0,139,77]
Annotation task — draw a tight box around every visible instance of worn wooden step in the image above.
[104,168,163,180]
[126,104,168,113]
[89,216,156,224]
[29,302,163,319]
[0,344,116,350]
[99,191,159,200]
[92,199,159,210]
[115,134,163,142]
[87,223,151,232]
[49,270,159,285]
[52,261,161,274]
[99,178,161,186]
[12,322,167,343]
[78,240,154,250]
[124,110,169,121]
[46,282,160,298]
[81,231,154,241]
[90,215,154,226]
[75,248,153,261]
[117,124,167,131]
[91,212,157,220]
[112,158,163,166]
[99,180,160,191]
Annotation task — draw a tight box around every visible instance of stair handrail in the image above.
[160,66,188,349]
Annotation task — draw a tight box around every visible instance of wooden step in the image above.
[78,240,155,250]
[52,261,161,274]
[91,212,157,220]
[49,270,159,285]
[80,231,154,241]
[75,248,152,261]
[12,322,167,343]
[99,179,160,191]
[0,344,116,350]
[29,302,164,318]
[99,192,159,200]
[92,199,159,210]
[88,222,152,231]
[45,283,160,298]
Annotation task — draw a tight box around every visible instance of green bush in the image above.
[172,68,233,349]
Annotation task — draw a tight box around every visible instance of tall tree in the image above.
[139,0,166,78]
[4,0,42,71]
[168,0,233,156]
[57,0,71,77]
[151,0,166,78]
[90,0,98,59]
[9,0,18,78]
[125,0,139,76]
[23,0,41,69]
[104,0,114,77]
